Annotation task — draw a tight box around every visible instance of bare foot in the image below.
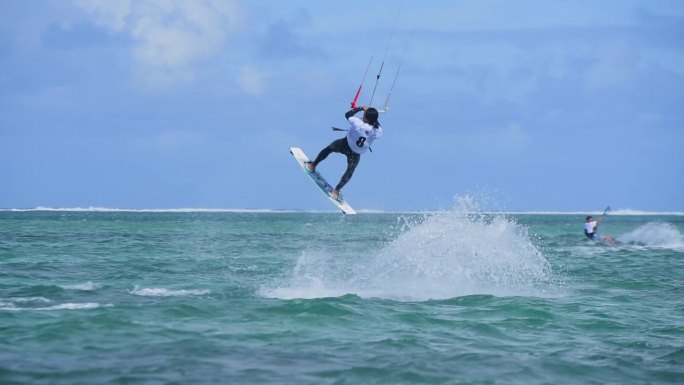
[330,190,340,200]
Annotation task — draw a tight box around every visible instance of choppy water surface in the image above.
[1,207,683,384]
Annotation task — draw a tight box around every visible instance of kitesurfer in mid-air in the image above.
[306,105,382,200]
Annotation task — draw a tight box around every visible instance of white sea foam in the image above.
[618,222,684,250]
[508,210,684,216]
[59,282,98,291]
[130,287,210,297]
[265,196,557,301]
[0,297,51,310]
[3,297,51,303]
[1,207,298,213]
[39,303,104,310]
[0,302,106,311]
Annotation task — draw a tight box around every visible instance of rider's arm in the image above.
[345,106,365,120]
[596,214,605,224]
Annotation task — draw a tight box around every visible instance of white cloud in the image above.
[584,40,639,92]
[300,68,334,95]
[236,65,269,96]
[73,0,133,32]
[73,0,244,88]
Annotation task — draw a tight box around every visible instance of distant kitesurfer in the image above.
[584,214,620,245]
[306,105,383,200]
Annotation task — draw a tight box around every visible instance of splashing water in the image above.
[130,287,211,297]
[619,222,684,249]
[268,197,554,301]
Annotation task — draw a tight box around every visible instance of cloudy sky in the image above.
[1,0,682,212]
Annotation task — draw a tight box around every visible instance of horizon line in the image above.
[1,207,683,216]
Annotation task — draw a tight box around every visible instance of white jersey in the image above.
[584,220,598,234]
[346,116,383,155]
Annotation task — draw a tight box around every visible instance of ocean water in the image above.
[1,205,683,384]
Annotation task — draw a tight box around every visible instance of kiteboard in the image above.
[290,147,356,215]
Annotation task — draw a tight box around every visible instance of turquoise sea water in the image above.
[1,207,683,384]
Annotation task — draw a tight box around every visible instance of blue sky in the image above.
[1,0,682,212]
